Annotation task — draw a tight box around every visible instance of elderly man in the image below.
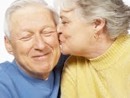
[0,0,67,98]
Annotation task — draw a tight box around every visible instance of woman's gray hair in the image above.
[4,0,58,38]
[59,0,130,39]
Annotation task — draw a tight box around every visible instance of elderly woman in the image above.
[57,0,130,98]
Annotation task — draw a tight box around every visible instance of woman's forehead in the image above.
[59,0,78,11]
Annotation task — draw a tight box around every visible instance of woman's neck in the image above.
[85,36,115,59]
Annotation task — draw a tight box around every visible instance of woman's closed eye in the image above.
[61,21,69,25]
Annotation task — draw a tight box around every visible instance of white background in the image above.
[0,0,130,63]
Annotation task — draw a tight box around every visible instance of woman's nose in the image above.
[57,24,62,34]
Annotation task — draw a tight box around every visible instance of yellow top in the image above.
[61,35,130,98]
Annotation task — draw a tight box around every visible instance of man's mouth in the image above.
[32,52,50,61]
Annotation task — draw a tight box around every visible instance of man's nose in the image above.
[34,34,46,50]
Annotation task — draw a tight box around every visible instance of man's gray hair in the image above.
[59,0,130,39]
[4,0,58,38]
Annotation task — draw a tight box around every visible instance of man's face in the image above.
[5,5,60,79]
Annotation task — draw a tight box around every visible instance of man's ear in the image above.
[4,36,13,55]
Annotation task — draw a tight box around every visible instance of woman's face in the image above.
[58,9,96,56]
